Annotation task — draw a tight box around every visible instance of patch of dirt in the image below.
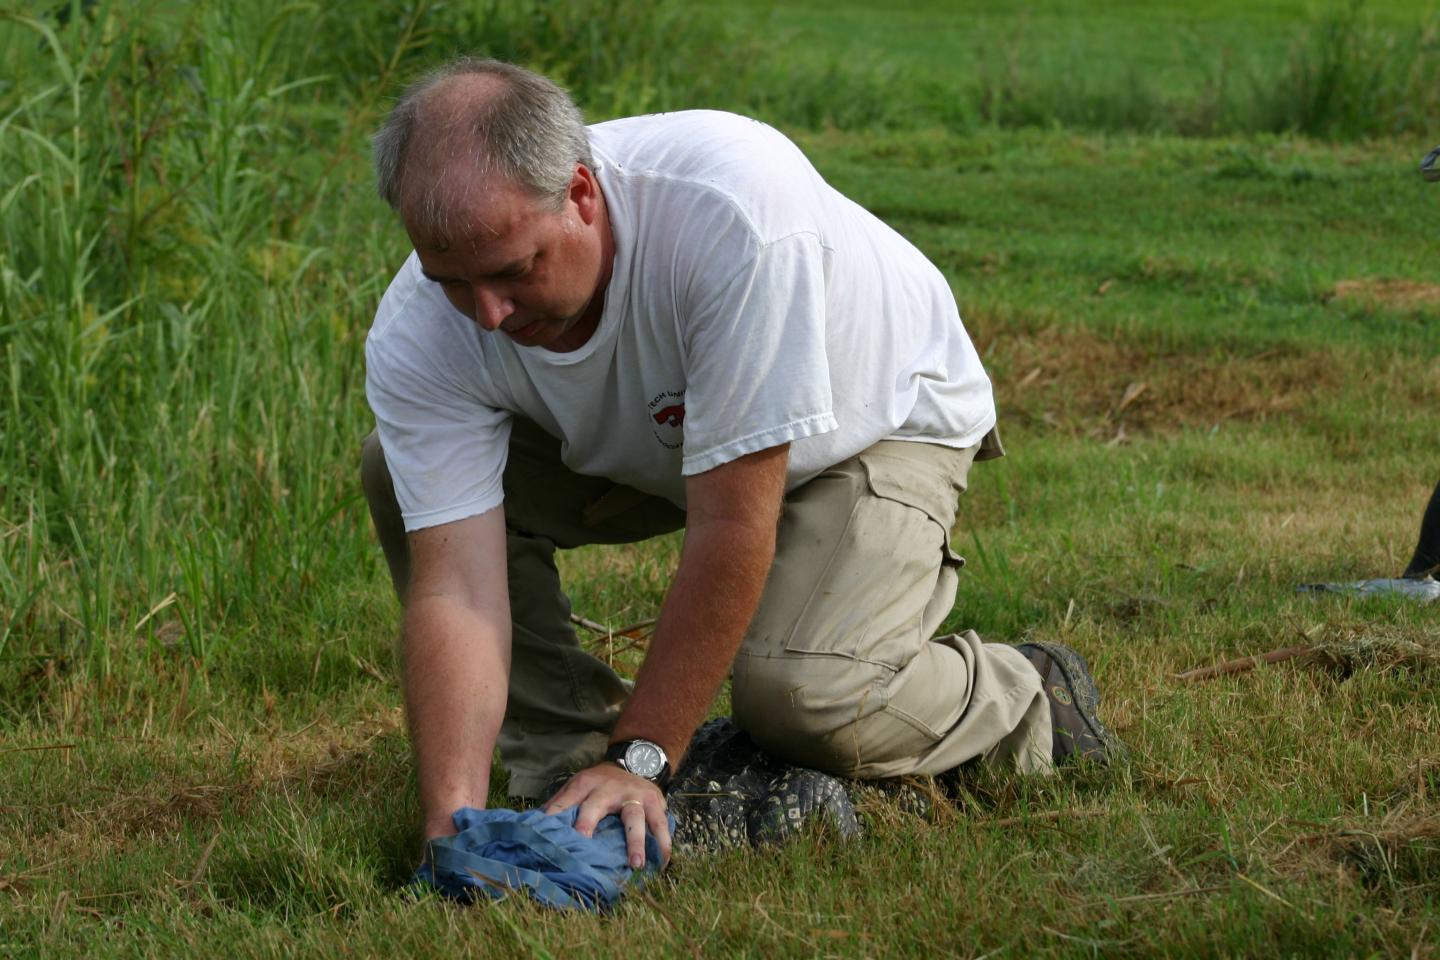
[1104,593,1174,626]
[1332,278,1440,310]
[974,322,1346,438]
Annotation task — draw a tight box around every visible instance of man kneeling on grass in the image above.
[360,57,1125,875]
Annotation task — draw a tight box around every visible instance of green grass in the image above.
[717,0,1440,137]
[2,0,1439,956]
[812,129,1437,349]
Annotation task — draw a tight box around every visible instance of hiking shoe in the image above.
[1016,641,1128,767]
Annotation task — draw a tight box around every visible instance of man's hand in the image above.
[543,763,671,869]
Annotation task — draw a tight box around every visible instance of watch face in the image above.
[625,741,665,779]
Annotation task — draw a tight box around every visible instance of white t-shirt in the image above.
[366,110,995,532]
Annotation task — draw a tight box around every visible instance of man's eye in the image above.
[505,256,537,279]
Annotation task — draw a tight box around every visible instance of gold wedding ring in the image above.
[621,799,644,808]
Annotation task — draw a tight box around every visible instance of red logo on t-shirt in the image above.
[647,389,685,450]
[652,404,685,427]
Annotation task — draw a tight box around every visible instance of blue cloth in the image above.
[411,806,671,911]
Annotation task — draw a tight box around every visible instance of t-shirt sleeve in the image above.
[678,230,838,475]
[365,300,512,532]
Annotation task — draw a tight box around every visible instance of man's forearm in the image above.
[539,445,786,863]
[403,596,511,838]
[611,514,777,763]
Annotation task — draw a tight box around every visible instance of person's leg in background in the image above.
[1402,479,1440,579]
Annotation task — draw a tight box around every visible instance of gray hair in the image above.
[372,58,593,233]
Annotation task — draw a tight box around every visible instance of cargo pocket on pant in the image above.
[772,447,968,668]
[857,447,967,570]
[839,448,968,669]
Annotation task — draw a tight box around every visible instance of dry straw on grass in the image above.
[1177,622,1440,683]
[1305,623,1440,678]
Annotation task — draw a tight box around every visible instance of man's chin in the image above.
[505,314,595,352]
[501,318,549,345]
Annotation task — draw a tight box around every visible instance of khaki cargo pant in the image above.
[361,420,1051,798]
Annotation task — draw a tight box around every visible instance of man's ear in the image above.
[570,164,601,225]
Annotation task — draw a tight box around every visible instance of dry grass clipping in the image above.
[1305,623,1440,678]
[1282,800,1440,891]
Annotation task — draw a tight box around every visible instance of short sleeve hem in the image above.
[402,494,505,533]
[681,411,837,476]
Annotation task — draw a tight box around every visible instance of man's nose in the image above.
[473,286,514,330]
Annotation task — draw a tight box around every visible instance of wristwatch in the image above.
[604,738,672,790]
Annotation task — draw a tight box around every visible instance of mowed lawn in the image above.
[3,1,1439,957]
